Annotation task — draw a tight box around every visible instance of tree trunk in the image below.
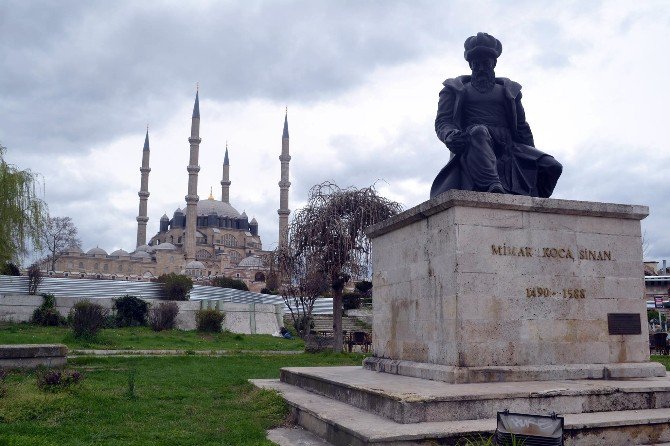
[332,288,343,352]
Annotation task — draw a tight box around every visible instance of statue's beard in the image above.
[471,69,496,93]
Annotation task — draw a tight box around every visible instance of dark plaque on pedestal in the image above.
[608,313,642,335]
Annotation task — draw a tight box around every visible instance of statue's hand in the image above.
[445,130,468,154]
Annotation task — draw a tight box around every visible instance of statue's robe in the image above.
[431,75,560,198]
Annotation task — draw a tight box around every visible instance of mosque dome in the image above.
[135,244,153,252]
[185,260,205,269]
[110,249,129,257]
[86,247,108,256]
[153,243,176,251]
[196,197,240,218]
[238,255,264,268]
[130,251,151,259]
[65,246,83,254]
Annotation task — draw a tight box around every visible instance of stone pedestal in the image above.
[255,191,670,445]
[363,190,664,383]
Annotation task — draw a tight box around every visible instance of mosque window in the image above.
[224,234,237,247]
[78,261,84,269]
[255,272,266,282]
[169,256,174,262]
[229,250,241,262]
[196,250,212,260]
[94,263,99,270]
[178,236,182,244]
[68,261,74,269]
[118,264,123,272]
[103,264,109,272]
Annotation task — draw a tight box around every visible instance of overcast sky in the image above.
[2,0,670,263]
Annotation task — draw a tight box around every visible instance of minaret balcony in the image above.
[187,165,201,173]
[136,216,149,223]
[278,180,291,188]
[188,137,202,144]
[140,167,151,173]
[279,154,291,162]
[185,194,200,203]
[277,209,291,216]
[138,191,150,198]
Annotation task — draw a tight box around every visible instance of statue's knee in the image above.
[542,157,563,177]
[468,125,490,139]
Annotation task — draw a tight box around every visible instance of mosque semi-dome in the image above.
[196,198,241,218]
[238,255,264,268]
[185,260,205,269]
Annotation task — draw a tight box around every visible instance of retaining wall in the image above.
[0,294,283,334]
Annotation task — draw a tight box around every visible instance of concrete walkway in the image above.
[68,349,303,358]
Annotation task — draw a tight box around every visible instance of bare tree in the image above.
[42,216,82,272]
[288,182,401,351]
[275,245,328,338]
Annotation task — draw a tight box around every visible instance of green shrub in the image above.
[343,291,361,310]
[149,302,179,331]
[195,308,224,333]
[70,301,108,339]
[211,276,249,291]
[31,293,66,326]
[113,295,149,327]
[0,261,20,276]
[157,273,193,301]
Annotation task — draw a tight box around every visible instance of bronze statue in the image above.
[431,32,562,198]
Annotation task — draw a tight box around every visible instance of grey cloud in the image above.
[1,0,467,156]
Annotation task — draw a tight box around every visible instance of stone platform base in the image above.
[253,366,670,445]
[0,344,67,369]
[363,357,667,384]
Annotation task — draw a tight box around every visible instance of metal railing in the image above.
[0,275,334,314]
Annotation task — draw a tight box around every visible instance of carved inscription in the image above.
[526,287,586,299]
[491,244,613,262]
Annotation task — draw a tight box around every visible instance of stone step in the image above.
[268,426,334,446]
[280,366,670,424]
[253,378,670,446]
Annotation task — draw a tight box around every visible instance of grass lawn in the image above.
[0,323,304,351]
[0,352,365,445]
[651,354,670,369]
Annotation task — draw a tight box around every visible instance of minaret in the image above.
[278,109,291,248]
[221,142,231,203]
[184,89,201,262]
[136,127,151,247]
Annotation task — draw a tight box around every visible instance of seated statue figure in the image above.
[431,32,562,198]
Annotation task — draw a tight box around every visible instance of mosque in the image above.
[49,91,292,292]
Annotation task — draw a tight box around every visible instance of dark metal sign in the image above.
[608,313,642,335]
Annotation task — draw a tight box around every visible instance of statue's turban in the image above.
[464,32,502,62]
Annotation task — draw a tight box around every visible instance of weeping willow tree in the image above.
[0,144,48,265]
[288,182,402,351]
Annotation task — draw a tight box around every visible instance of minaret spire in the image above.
[278,108,291,248]
[221,142,231,203]
[136,126,151,247]
[184,88,202,262]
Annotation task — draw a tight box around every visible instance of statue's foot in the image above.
[486,183,506,194]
